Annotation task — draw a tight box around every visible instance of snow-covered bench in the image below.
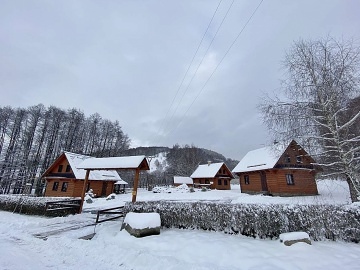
[279,232,311,246]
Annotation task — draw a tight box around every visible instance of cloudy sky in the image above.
[0,0,359,160]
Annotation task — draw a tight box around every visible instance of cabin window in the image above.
[244,175,250,185]
[296,156,302,163]
[284,154,291,163]
[52,182,59,191]
[65,164,71,172]
[61,182,68,192]
[205,179,209,184]
[218,179,222,185]
[58,165,63,172]
[286,174,295,185]
[224,179,228,186]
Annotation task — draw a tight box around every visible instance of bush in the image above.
[124,201,360,242]
[0,195,78,217]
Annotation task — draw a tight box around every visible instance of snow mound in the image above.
[124,212,161,229]
[279,232,310,242]
[152,184,190,194]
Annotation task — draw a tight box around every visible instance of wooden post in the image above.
[132,168,140,203]
[79,169,90,214]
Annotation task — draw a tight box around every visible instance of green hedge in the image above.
[125,201,360,242]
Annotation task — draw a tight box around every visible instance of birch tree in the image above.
[260,37,360,202]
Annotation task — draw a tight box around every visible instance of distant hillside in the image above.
[121,145,239,174]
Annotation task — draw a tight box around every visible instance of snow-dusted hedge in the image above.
[0,195,76,216]
[124,201,360,242]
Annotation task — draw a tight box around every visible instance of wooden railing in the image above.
[96,206,124,223]
[45,199,82,212]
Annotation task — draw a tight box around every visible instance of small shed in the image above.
[232,140,321,196]
[190,162,234,190]
[114,179,128,194]
[173,176,193,187]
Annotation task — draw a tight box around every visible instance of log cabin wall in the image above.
[239,172,263,193]
[192,177,231,190]
[44,178,76,197]
[272,169,318,195]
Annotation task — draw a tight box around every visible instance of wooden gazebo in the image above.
[77,155,149,213]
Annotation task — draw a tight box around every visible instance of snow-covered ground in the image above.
[1,210,359,270]
[82,179,352,212]
[0,179,358,270]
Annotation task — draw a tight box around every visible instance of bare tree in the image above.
[260,37,360,202]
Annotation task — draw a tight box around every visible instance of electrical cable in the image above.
[160,0,235,138]
[165,0,264,137]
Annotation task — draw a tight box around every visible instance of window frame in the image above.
[58,165,63,172]
[286,174,295,185]
[61,182,69,192]
[218,179,222,185]
[52,181,59,191]
[244,175,250,185]
[65,164,71,172]
[224,179,228,186]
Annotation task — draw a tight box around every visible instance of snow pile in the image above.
[106,193,116,200]
[152,186,172,193]
[279,231,310,242]
[124,212,161,229]
[280,231,311,246]
[175,183,190,193]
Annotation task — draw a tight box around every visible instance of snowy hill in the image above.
[148,152,168,172]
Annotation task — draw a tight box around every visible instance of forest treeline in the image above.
[0,104,239,194]
[0,104,130,193]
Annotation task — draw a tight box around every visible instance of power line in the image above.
[161,0,235,137]
[151,0,223,145]
[165,0,264,138]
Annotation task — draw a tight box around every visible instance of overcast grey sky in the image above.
[1,0,359,160]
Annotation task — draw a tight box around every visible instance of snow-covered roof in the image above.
[190,162,224,178]
[115,180,128,185]
[65,152,120,181]
[76,155,149,170]
[232,145,285,173]
[174,176,193,184]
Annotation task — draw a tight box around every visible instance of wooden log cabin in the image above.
[190,162,234,190]
[41,152,120,197]
[232,140,320,196]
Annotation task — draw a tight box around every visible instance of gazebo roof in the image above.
[77,155,150,171]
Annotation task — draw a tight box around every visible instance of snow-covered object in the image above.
[280,232,311,246]
[77,155,148,170]
[232,145,284,173]
[85,194,93,203]
[106,193,116,200]
[174,176,193,185]
[175,184,190,193]
[124,212,161,229]
[64,152,120,181]
[190,162,224,178]
[152,186,171,193]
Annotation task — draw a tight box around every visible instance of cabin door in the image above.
[260,171,268,192]
[101,182,108,197]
